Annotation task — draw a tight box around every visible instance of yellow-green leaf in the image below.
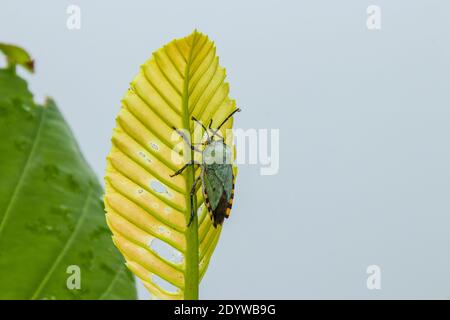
[0,43,34,73]
[104,30,238,299]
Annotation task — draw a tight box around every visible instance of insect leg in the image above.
[170,161,200,177]
[188,175,202,227]
[172,126,201,152]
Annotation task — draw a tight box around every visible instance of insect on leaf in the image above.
[104,30,239,299]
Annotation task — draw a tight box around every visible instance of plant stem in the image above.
[182,31,200,300]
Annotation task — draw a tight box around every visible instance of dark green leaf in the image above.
[0,45,136,300]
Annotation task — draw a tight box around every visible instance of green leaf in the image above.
[0,44,137,300]
[104,30,239,299]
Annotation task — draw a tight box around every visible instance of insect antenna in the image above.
[191,116,210,141]
[217,108,241,131]
[172,126,201,152]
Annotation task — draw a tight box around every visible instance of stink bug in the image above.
[171,108,241,227]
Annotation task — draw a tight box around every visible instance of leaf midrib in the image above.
[182,32,200,300]
[0,105,47,238]
[30,187,93,299]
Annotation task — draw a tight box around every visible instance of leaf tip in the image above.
[0,43,35,73]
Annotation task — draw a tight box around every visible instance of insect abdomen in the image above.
[202,164,235,227]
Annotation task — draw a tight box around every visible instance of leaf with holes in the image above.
[104,31,239,299]
[0,44,136,299]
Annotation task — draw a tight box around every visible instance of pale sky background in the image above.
[1,0,450,299]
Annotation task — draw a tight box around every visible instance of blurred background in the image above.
[1,0,450,299]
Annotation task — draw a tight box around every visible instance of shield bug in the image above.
[171,108,241,227]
